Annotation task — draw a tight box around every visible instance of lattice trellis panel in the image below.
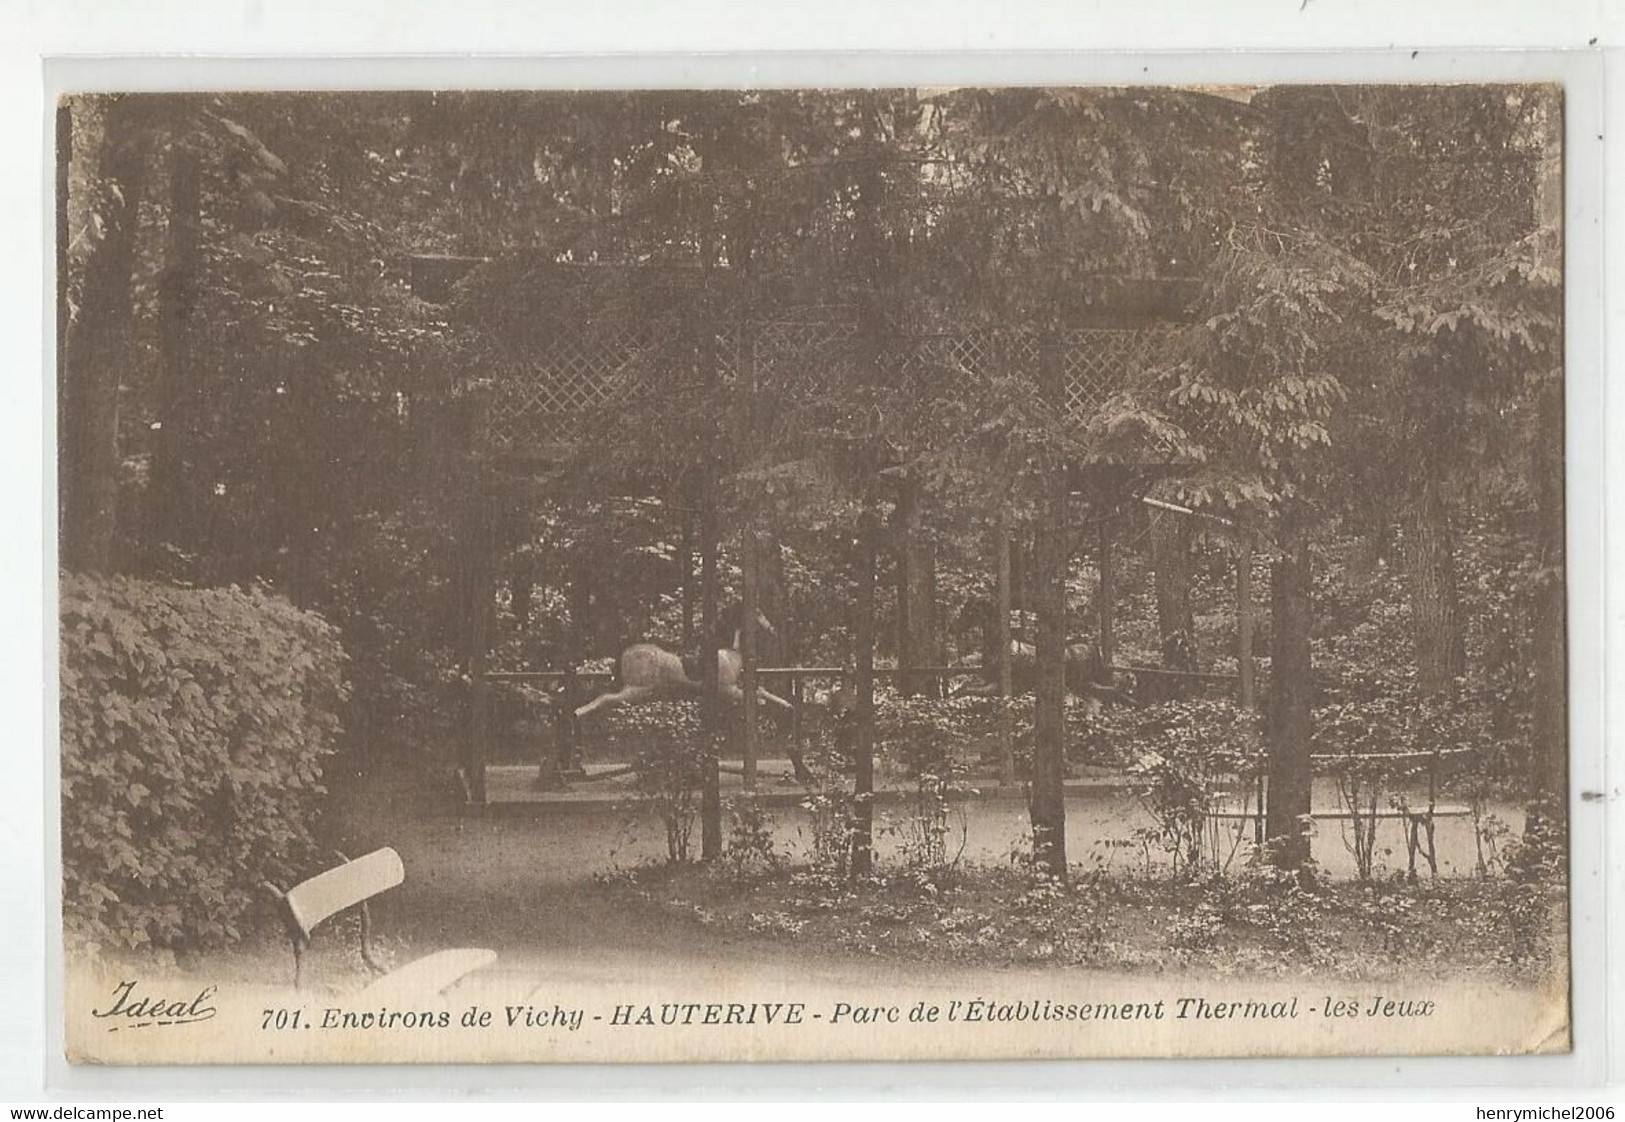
[1061,326,1180,416]
[908,329,1004,383]
[485,318,1181,455]
[713,327,742,384]
[487,323,661,450]
[751,318,860,401]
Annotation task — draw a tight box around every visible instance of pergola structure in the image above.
[410,255,1224,809]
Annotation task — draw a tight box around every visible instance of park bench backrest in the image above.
[283,847,404,942]
[275,846,495,997]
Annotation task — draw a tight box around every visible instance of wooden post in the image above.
[699,468,723,861]
[996,510,1016,786]
[787,590,804,768]
[737,273,762,792]
[464,480,492,809]
[535,543,584,792]
[543,681,573,791]
[1032,469,1069,879]
[560,555,594,779]
[851,501,881,878]
[790,670,804,766]
[1236,524,1261,842]
[1030,331,1069,881]
[741,523,760,791]
[1097,510,1116,667]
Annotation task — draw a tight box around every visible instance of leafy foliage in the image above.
[626,703,707,864]
[877,696,977,886]
[627,859,1557,980]
[60,575,348,953]
[1123,700,1260,877]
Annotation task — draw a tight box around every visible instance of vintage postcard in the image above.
[56,84,1570,1064]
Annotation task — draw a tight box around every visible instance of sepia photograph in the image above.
[55,83,1571,1065]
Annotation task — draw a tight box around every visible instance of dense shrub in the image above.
[1122,699,1260,877]
[60,574,349,954]
[878,695,975,885]
[623,702,706,863]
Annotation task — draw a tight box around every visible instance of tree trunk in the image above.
[1236,525,1263,843]
[61,97,147,574]
[1529,376,1566,834]
[148,143,201,562]
[848,95,887,878]
[915,536,939,694]
[1405,470,1465,697]
[1265,507,1314,869]
[892,483,920,695]
[1030,467,1070,880]
[1010,540,1033,614]
[850,501,881,879]
[1152,513,1198,671]
[510,550,534,632]
[463,478,492,806]
[1236,527,1257,712]
[678,500,695,650]
[996,515,1015,785]
[1096,515,1116,667]
[763,540,790,652]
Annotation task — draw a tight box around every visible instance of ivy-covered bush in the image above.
[60,575,349,954]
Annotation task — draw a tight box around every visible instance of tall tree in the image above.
[920,88,1249,877]
[1529,373,1565,828]
[1156,102,1363,865]
[61,95,150,573]
[147,138,202,562]
[1265,503,1314,868]
[1276,86,1558,700]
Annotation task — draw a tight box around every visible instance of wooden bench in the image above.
[270,847,496,999]
[1202,802,1472,878]
[1202,803,1472,823]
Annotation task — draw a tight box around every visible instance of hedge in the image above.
[60,575,349,953]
